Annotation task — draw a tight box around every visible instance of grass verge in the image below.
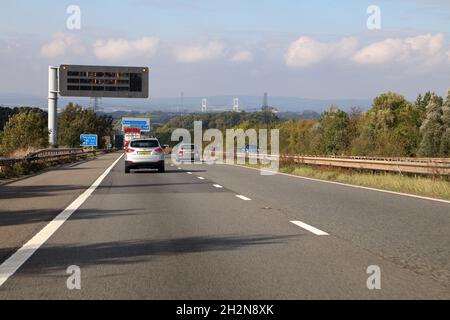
[0,158,73,180]
[245,161,450,201]
[0,152,107,181]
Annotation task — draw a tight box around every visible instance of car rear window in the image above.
[130,140,159,148]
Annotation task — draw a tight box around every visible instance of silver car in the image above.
[125,139,165,173]
[177,144,201,162]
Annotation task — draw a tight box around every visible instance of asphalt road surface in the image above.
[0,152,449,299]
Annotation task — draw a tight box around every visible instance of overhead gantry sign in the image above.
[59,65,149,99]
[48,65,150,147]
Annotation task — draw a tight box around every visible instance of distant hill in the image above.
[0,93,372,113]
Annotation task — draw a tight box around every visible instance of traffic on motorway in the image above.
[125,139,166,173]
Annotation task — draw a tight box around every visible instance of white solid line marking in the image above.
[0,153,124,288]
[236,195,251,201]
[291,221,329,236]
[178,167,182,170]
[225,163,450,205]
[213,184,223,189]
[198,177,205,180]
[187,172,193,175]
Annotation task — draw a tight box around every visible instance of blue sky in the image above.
[3,0,449,38]
[1,0,450,104]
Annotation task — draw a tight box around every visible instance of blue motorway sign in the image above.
[122,118,151,132]
[80,134,98,147]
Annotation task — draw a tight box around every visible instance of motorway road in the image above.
[0,152,449,299]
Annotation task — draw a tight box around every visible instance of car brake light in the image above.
[126,148,135,153]
[153,148,163,153]
[179,150,184,154]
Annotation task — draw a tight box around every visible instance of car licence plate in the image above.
[138,152,151,156]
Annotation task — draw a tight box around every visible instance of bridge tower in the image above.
[201,98,207,113]
[233,98,240,112]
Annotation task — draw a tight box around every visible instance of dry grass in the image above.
[0,151,100,180]
[8,147,38,158]
[279,164,450,201]
[244,160,450,201]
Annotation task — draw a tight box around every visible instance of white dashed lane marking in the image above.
[290,221,329,236]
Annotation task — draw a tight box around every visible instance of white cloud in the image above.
[174,41,224,63]
[286,36,358,67]
[41,33,85,59]
[352,34,445,70]
[94,37,160,62]
[230,50,253,63]
[286,33,450,72]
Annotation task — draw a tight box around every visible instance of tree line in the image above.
[156,90,450,158]
[279,91,450,157]
[1,90,449,158]
[155,110,279,144]
[0,103,113,156]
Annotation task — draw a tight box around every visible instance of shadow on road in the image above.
[0,184,88,200]
[0,234,300,275]
[0,181,222,200]
[0,171,211,199]
[0,208,140,228]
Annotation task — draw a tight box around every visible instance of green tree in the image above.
[58,103,112,148]
[279,119,316,154]
[316,105,350,155]
[351,92,417,156]
[0,107,16,132]
[346,107,363,147]
[415,91,433,111]
[395,102,422,156]
[418,95,444,157]
[1,106,47,132]
[440,90,450,156]
[58,103,87,147]
[0,109,48,155]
